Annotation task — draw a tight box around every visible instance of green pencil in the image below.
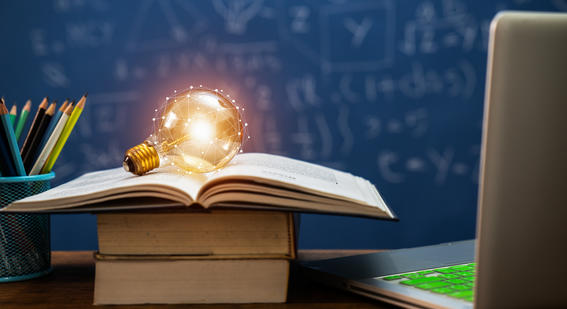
[15,100,31,141]
[9,104,17,126]
[42,93,87,173]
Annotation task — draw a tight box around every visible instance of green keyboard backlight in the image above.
[380,263,477,302]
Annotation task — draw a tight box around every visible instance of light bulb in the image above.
[123,88,243,175]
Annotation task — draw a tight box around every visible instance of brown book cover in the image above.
[93,257,290,305]
[97,210,297,258]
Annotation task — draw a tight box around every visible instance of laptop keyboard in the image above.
[379,263,476,302]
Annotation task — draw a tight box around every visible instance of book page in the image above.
[204,153,391,215]
[10,167,206,207]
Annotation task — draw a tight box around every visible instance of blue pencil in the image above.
[38,100,67,153]
[0,102,26,176]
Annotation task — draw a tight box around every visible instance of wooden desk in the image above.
[0,250,396,308]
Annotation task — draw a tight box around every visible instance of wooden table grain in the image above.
[0,250,396,309]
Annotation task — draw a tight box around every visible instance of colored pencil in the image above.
[0,98,14,176]
[21,97,48,158]
[23,102,55,173]
[30,104,73,175]
[42,93,87,173]
[0,102,26,176]
[0,122,17,176]
[14,100,31,141]
[38,99,67,153]
[9,104,17,126]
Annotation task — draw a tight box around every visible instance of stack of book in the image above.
[4,153,397,304]
[94,209,298,304]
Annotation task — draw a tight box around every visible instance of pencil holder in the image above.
[0,172,55,282]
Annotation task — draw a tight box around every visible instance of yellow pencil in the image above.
[41,93,87,173]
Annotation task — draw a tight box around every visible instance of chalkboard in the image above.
[0,0,564,250]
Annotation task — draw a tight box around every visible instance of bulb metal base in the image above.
[123,141,160,175]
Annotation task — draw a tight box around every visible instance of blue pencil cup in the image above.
[0,172,55,282]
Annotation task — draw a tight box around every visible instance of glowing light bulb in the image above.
[123,88,243,175]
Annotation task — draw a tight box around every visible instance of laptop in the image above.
[300,12,567,309]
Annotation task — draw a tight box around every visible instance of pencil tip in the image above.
[59,101,68,111]
[76,97,86,109]
[84,92,88,98]
[65,102,74,114]
[40,97,49,108]
[47,103,57,114]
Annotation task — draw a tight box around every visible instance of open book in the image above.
[3,153,396,220]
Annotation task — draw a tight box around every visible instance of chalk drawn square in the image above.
[320,1,394,72]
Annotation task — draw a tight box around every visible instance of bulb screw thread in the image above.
[123,141,160,175]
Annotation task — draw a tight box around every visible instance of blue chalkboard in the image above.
[0,0,564,250]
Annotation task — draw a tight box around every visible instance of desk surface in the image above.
[0,250,395,308]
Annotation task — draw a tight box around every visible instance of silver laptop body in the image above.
[300,12,567,309]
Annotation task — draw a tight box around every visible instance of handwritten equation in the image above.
[17,0,564,189]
